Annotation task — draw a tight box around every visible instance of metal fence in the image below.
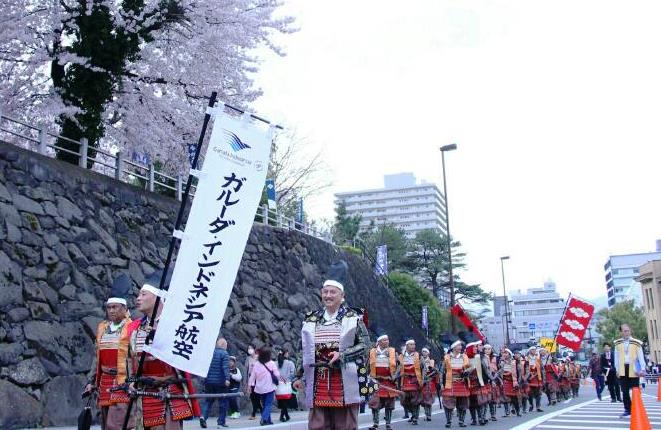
[0,111,332,243]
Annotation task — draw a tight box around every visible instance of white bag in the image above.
[275,381,293,399]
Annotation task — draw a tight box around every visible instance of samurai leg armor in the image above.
[385,409,393,430]
[458,409,467,427]
[412,405,420,425]
[424,405,432,421]
[512,398,521,417]
[502,402,510,417]
[371,409,380,429]
[536,393,543,411]
[469,408,477,426]
[489,403,497,421]
[444,407,453,428]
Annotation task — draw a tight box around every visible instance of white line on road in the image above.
[548,418,661,425]
[536,426,629,430]
[508,397,600,430]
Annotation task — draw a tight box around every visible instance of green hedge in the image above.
[387,272,449,338]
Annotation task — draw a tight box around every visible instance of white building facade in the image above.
[605,247,661,308]
[481,281,566,348]
[335,173,447,238]
[510,281,566,343]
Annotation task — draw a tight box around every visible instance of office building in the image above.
[510,280,566,342]
[636,261,661,363]
[604,243,661,308]
[335,173,447,238]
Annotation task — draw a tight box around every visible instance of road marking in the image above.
[536,426,629,430]
[548,418,661,425]
[509,397,600,430]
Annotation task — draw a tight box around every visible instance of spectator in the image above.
[613,324,646,418]
[589,352,604,400]
[244,345,262,420]
[276,349,296,422]
[201,338,231,428]
[248,347,280,426]
[228,356,242,419]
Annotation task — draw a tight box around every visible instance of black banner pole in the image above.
[121,91,218,430]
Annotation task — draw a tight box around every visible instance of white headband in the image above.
[405,339,416,346]
[141,284,167,299]
[107,298,127,306]
[323,280,344,292]
[451,340,463,350]
[422,347,430,354]
[377,335,389,342]
[483,344,492,350]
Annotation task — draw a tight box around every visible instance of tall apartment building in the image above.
[334,173,447,238]
[636,261,661,363]
[604,243,661,308]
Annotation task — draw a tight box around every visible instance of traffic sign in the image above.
[528,323,536,330]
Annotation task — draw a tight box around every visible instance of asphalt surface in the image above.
[26,382,661,430]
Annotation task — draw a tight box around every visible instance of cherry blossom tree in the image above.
[1,0,294,171]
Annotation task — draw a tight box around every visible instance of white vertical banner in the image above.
[148,111,272,376]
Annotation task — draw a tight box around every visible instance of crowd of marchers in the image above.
[84,262,649,430]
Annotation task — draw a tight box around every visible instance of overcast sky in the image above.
[252,1,661,305]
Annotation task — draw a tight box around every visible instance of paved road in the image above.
[526,384,661,430]
[27,383,661,430]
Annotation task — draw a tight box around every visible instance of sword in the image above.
[373,383,405,396]
[110,386,243,401]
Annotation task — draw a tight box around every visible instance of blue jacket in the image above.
[206,347,230,385]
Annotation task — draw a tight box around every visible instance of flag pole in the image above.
[121,92,218,430]
[545,292,573,365]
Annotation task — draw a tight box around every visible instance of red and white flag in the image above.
[555,296,595,351]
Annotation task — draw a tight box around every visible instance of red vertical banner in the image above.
[555,296,595,351]
[451,304,486,342]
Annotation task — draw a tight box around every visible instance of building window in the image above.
[651,289,655,309]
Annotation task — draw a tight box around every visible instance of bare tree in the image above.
[267,128,331,218]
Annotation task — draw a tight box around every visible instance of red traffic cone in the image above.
[630,387,651,430]
[657,377,661,401]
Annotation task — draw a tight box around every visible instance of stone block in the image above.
[13,194,45,215]
[42,375,87,426]
[7,307,30,323]
[0,343,24,366]
[0,380,43,429]
[8,357,49,385]
[55,196,83,222]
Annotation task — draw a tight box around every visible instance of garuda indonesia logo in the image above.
[223,129,251,152]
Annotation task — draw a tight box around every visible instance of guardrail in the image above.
[0,111,332,243]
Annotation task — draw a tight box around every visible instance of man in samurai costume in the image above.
[524,347,545,412]
[568,357,581,398]
[420,347,438,422]
[513,350,528,415]
[539,348,559,406]
[465,341,492,426]
[368,334,398,430]
[558,358,572,400]
[85,273,132,430]
[116,270,198,430]
[498,348,521,417]
[301,261,371,430]
[399,339,423,425]
[441,340,470,428]
[483,344,500,422]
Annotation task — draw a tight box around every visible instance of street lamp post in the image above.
[440,144,457,332]
[500,256,511,346]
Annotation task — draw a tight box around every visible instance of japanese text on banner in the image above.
[148,112,271,376]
